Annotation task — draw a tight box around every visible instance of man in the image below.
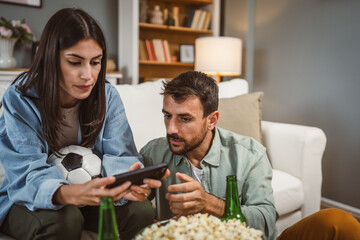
[140,71,360,240]
[140,71,277,239]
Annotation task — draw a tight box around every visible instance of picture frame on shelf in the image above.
[180,44,195,63]
[0,0,42,8]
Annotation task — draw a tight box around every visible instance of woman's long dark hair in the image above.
[13,8,107,154]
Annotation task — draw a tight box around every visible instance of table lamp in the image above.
[195,36,242,82]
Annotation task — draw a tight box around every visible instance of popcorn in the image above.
[135,213,263,240]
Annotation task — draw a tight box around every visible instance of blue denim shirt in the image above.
[0,79,141,225]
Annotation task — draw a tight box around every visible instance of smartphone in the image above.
[107,162,168,188]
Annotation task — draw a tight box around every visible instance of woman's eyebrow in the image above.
[91,54,103,59]
[66,53,103,59]
[66,53,84,59]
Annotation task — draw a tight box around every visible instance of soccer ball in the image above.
[47,145,102,184]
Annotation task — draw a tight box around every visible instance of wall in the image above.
[225,0,360,209]
[222,0,248,85]
[0,0,118,68]
[2,0,359,210]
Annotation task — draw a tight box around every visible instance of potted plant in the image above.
[0,17,35,68]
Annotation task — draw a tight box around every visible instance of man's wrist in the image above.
[203,193,225,218]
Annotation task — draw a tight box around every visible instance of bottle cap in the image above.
[226,175,237,181]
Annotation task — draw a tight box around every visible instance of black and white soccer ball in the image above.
[47,145,102,184]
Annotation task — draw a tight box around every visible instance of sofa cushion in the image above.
[115,80,166,150]
[218,78,249,98]
[276,210,302,236]
[272,169,304,216]
[115,78,249,150]
[217,92,264,144]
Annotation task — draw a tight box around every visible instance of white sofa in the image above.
[114,78,327,235]
[0,78,326,239]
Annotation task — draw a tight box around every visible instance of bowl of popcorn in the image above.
[134,213,263,240]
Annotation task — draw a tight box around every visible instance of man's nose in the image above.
[166,118,179,135]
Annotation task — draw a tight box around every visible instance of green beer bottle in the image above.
[221,175,246,223]
[98,196,120,240]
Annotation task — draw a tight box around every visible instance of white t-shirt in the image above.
[191,164,204,183]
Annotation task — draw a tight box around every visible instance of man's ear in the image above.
[208,110,219,130]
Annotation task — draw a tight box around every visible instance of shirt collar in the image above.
[202,127,221,167]
[175,154,185,166]
[24,84,39,98]
[15,73,39,99]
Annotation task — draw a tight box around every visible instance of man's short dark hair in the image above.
[161,71,218,117]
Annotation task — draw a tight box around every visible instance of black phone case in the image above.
[107,162,168,188]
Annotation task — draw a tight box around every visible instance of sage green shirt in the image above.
[140,127,277,240]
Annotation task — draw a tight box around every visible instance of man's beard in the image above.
[167,131,208,155]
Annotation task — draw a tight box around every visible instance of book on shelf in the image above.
[186,10,195,28]
[196,10,207,29]
[161,41,168,62]
[139,40,148,60]
[152,39,166,62]
[144,39,156,61]
[142,39,172,63]
[149,41,157,61]
[190,9,202,29]
[202,11,211,30]
[162,40,171,63]
[190,9,211,30]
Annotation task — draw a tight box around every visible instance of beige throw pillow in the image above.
[217,92,264,144]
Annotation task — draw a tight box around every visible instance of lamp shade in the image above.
[195,36,242,76]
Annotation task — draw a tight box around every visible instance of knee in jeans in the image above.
[50,205,84,235]
[131,201,155,223]
[123,200,155,229]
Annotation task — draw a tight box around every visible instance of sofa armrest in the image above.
[261,120,327,217]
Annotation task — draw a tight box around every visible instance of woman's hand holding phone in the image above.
[121,162,170,201]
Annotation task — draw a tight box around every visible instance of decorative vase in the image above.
[0,38,18,69]
[150,5,163,25]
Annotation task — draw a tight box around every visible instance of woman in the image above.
[0,8,164,240]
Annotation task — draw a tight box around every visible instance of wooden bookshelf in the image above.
[139,60,194,66]
[139,0,216,81]
[140,61,194,81]
[152,0,213,4]
[118,0,220,84]
[139,23,212,34]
